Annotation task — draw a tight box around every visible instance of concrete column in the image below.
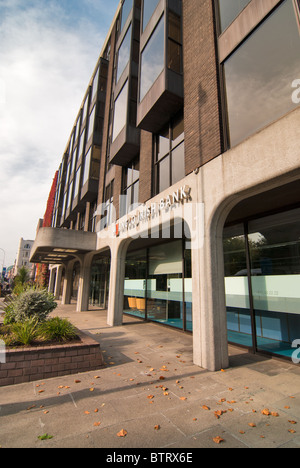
[76,255,93,312]
[61,262,74,305]
[48,268,56,294]
[107,241,129,327]
[54,265,63,300]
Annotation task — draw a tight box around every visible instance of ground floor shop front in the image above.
[38,108,300,371]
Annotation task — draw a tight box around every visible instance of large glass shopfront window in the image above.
[224,208,300,359]
[124,240,192,331]
[89,255,110,309]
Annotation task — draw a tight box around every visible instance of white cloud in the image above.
[0,0,119,267]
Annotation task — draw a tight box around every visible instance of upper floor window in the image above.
[112,79,129,141]
[223,0,300,148]
[154,112,184,194]
[121,0,133,33]
[218,0,251,33]
[142,0,160,31]
[140,14,165,101]
[116,24,132,83]
[121,157,140,216]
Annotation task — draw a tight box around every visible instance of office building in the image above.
[31,0,300,371]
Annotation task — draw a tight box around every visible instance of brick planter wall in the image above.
[0,331,105,387]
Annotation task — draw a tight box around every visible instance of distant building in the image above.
[14,238,35,279]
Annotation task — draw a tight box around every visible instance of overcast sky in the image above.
[0,0,120,268]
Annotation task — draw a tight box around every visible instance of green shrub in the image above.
[4,288,57,324]
[10,319,40,346]
[39,317,78,343]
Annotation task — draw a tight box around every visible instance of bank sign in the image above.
[114,185,191,237]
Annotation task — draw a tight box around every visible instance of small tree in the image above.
[4,288,57,324]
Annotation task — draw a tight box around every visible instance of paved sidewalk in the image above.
[0,301,300,449]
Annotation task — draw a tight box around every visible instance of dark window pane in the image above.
[171,114,184,148]
[218,0,251,33]
[158,156,170,192]
[142,0,160,31]
[168,11,181,42]
[171,142,185,184]
[116,24,132,83]
[168,40,182,73]
[224,0,300,148]
[140,15,165,101]
[157,127,169,162]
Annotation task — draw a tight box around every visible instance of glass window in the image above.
[140,15,165,101]
[82,148,91,186]
[248,209,300,357]
[87,106,96,143]
[116,24,132,83]
[218,0,251,33]
[124,249,147,319]
[168,11,182,74]
[91,67,99,102]
[224,0,300,148]
[223,224,253,347]
[112,80,129,141]
[73,168,81,199]
[142,0,160,31]
[154,113,185,194]
[66,181,73,209]
[148,241,184,329]
[121,0,133,32]
[121,157,140,216]
[78,129,86,159]
[100,181,114,230]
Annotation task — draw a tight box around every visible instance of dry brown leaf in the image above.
[117,429,127,437]
[202,405,210,410]
[154,425,160,430]
[147,395,154,399]
[180,397,187,401]
[248,423,256,427]
[271,412,279,417]
[261,408,271,416]
[288,420,297,424]
[84,411,90,415]
[74,380,81,383]
[288,429,296,434]
[213,436,224,444]
[93,422,101,427]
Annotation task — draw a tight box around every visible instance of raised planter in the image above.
[0,331,105,387]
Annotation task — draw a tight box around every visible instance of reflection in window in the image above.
[82,148,91,186]
[140,15,165,101]
[116,24,132,83]
[100,181,114,230]
[121,0,133,32]
[120,157,139,217]
[91,67,99,102]
[87,106,96,143]
[218,0,251,33]
[112,80,129,141]
[154,113,185,194]
[168,11,182,74]
[142,0,160,31]
[224,0,300,147]
[73,168,81,199]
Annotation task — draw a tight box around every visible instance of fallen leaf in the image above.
[84,411,90,415]
[90,388,94,392]
[261,409,271,416]
[180,397,187,401]
[248,423,256,427]
[271,412,279,417]
[74,380,81,383]
[202,405,210,410]
[93,422,101,427]
[213,436,224,444]
[43,410,49,414]
[154,425,160,430]
[117,429,127,437]
[38,433,53,440]
[284,406,290,409]
[159,376,165,380]
[94,408,99,413]
[288,429,296,434]
[288,420,297,424]
[147,395,154,399]
[239,431,245,434]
